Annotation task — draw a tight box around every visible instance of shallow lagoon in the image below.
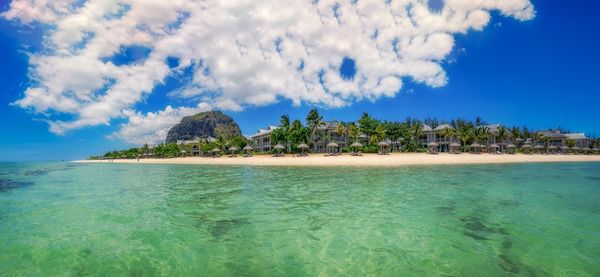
[1,162,599,276]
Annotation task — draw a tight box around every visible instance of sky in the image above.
[0,0,598,161]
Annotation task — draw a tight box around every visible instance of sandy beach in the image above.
[74,153,600,167]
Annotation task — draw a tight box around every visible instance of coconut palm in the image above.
[440,126,456,142]
[370,124,387,145]
[497,125,508,151]
[348,123,360,143]
[457,121,474,151]
[336,122,346,144]
[306,109,325,152]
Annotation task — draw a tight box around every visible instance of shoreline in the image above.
[73,153,600,167]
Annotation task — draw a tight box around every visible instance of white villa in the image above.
[250,120,593,153]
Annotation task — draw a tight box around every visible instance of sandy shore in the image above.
[74,153,600,167]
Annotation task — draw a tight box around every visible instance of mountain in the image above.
[165,111,242,143]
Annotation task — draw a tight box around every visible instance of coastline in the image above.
[73,153,600,167]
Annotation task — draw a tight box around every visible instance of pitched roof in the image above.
[433,124,454,131]
[565,133,588,140]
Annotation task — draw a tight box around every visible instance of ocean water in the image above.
[1,162,599,276]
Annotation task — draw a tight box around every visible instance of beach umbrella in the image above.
[350,142,363,147]
[506,144,517,148]
[297,143,309,155]
[534,144,544,149]
[470,143,481,153]
[243,145,254,151]
[449,142,461,154]
[427,142,439,154]
[273,144,285,150]
[211,148,221,152]
[522,144,533,149]
[326,142,339,154]
[228,146,238,155]
[489,144,499,149]
[378,141,390,154]
[572,146,581,150]
[326,142,339,148]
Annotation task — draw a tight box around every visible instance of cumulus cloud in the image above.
[3,0,535,144]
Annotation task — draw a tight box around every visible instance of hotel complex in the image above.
[250,121,593,153]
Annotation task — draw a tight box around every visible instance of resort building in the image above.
[250,120,594,153]
[565,133,591,148]
[419,124,458,152]
[251,126,279,152]
[310,121,349,152]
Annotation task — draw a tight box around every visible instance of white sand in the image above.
[74,153,600,167]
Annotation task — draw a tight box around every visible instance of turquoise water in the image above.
[1,162,599,276]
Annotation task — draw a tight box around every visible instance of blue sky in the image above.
[0,0,599,161]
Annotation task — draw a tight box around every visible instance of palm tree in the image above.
[348,123,360,143]
[336,122,346,144]
[306,109,325,152]
[497,125,508,151]
[411,120,423,144]
[358,113,377,144]
[370,124,387,145]
[533,132,543,145]
[440,126,455,142]
[280,115,291,151]
[510,126,521,144]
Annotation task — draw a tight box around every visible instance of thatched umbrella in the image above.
[450,142,461,154]
[180,150,187,157]
[297,143,309,155]
[533,144,544,154]
[427,141,439,154]
[506,144,517,154]
[593,147,599,154]
[572,146,581,154]
[548,145,557,154]
[273,144,285,156]
[228,146,238,155]
[349,142,363,154]
[326,142,339,154]
[561,146,569,154]
[243,145,254,156]
[211,148,221,157]
[489,144,500,154]
[378,141,390,155]
[470,142,481,154]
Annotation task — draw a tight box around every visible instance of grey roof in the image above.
[565,133,588,140]
[433,124,454,132]
[251,125,279,138]
[350,142,363,147]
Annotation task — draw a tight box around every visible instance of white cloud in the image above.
[3,0,534,144]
